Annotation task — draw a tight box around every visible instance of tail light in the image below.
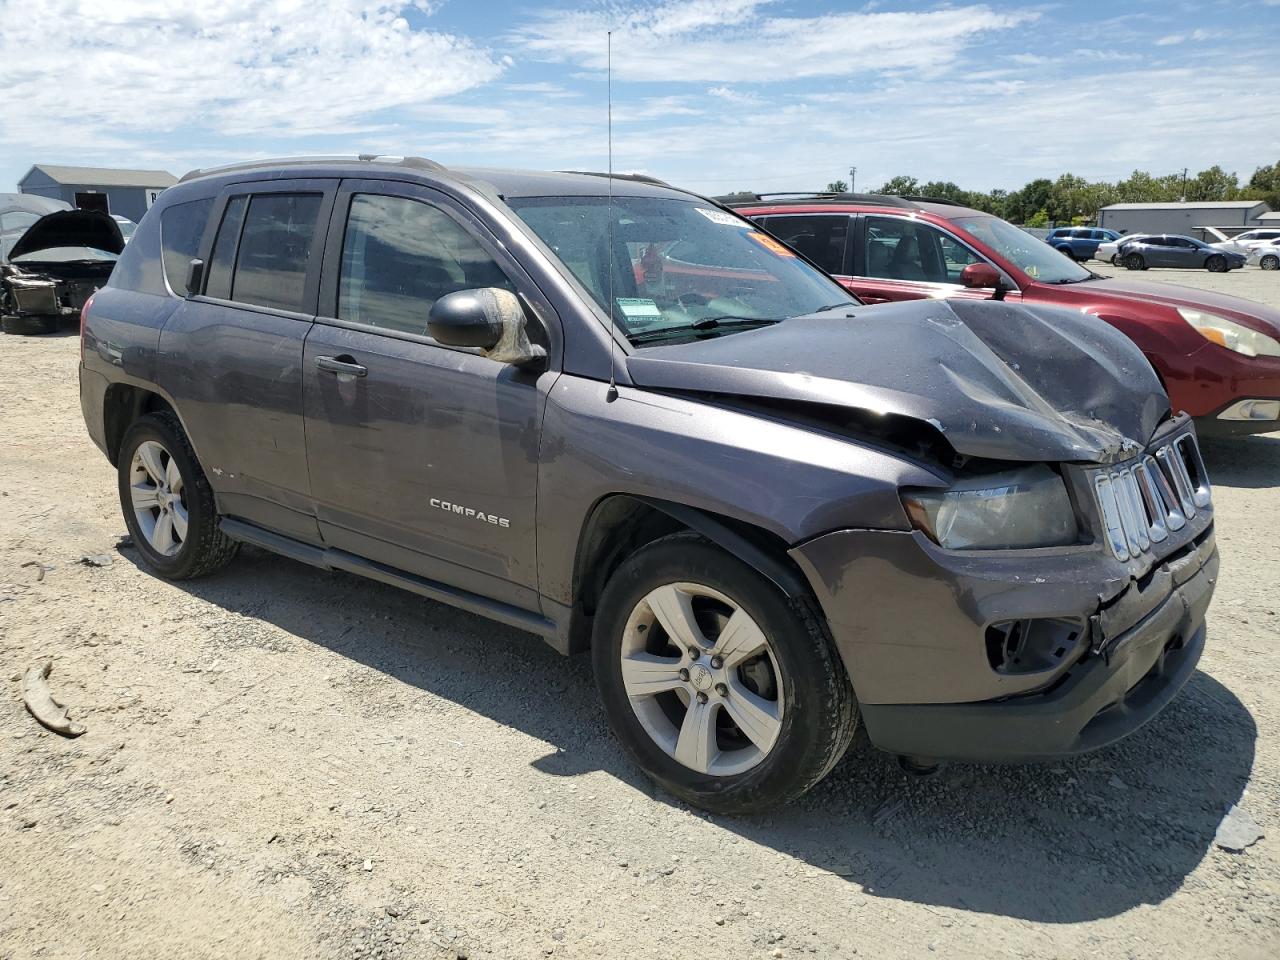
[80,292,96,362]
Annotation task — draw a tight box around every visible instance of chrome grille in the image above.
[1092,433,1210,561]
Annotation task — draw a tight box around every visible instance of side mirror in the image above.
[185,258,204,297]
[959,262,1001,289]
[428,288,547,368]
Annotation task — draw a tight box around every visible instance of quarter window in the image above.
[160,198,213,295]
[337,193,513,336]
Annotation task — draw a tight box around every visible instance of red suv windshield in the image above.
[952,215,1095,284]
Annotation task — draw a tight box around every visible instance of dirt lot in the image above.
[2,266,1278,960]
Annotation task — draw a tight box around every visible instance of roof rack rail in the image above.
[715,191,918,209]
[898,195,965,207]
[179,155,446,183]
[558,170,674,188]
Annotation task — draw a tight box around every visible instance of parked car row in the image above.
[79,156,1220,813]
[721,191,1280,436]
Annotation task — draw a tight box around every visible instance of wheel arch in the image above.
[562,494,812,654]
[102,383,180,467]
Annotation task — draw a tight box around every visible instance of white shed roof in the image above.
[20,164,178,188]
[1099,201,1267,211]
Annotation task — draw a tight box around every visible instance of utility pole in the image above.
[1180,167,1188,202]
[849,166,857,193]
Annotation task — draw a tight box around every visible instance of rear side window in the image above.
[337,193,513,335]
[160,198,213,295]
[758,215,848,275]
[204,196,247,300]
[231,194,322,312]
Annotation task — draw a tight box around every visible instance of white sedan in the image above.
[1247,239,1280,271]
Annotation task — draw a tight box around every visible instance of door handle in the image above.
[315,355,368,378]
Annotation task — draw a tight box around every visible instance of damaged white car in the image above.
[1,194,123,335]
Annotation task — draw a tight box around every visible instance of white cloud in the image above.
[0,0,504,162]
[514,1,1035,83]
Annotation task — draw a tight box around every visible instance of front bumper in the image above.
[791,517,1217,763]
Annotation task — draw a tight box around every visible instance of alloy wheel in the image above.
[619,581,784,777]
[1261,255,1278,271]
[128,440,188,557]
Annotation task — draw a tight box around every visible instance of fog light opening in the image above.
[985,618,1085,675]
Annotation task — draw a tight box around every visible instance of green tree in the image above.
[825,180,848,193]
[874,175,920,195]
[1185,165,1239,202]
[1026,208,1050,228]
[1244,161,1280,208]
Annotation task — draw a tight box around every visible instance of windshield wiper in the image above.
[811,301,858,313]
[628,316,779,344]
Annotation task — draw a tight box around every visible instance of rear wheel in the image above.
[1206,254,1228,273]
[592,533,857,814]
[1055,246,1076,261]
[1261,254,1280,271]
[117,413,239,580]
[1125,253,1146,271]
[1,313,58,335]
[1110,254,1123,266]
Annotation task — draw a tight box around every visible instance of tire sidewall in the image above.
[1126,253,1144,270]
[1207,255,1226,273]
[592,536,848,812]
[1262,255,1279,271]
[117,414,214,579]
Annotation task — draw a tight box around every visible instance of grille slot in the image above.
[1091,432,1210,561]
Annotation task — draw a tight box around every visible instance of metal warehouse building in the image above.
[17,164,177,223]
[1097,200,1271,238]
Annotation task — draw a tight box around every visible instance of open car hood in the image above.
[626,299,1169,464]
[7,209,124,261]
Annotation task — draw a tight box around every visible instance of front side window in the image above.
[231,193,322,312]
[951,215,1093,284]
[507,196,853,346]
[338,194,514,335]
[863,216,979,284]
[757,214,849,275]
[160,198,213,295]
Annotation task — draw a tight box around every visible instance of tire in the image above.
[116,412,239,580]
[1125,253,1146,271]
[2,313,58,335]
[1261,254,1280,271]
[1110,254,1122,266]
[1206,255,1228,273]
[592,532,857,814]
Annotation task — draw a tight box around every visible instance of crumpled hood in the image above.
[6,210,124,261]
[1065,275,1280,336]
[626,299,1169,464]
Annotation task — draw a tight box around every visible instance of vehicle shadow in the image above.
[123,543,1256,924]
[1200,433,1280,489]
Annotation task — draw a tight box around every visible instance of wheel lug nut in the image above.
[714,683,728,697]
[678,668,690,682]
[710,656,723,669]
[688,648,701,660]
[696,691,708,704]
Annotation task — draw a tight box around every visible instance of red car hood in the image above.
[1065,276,1280,336]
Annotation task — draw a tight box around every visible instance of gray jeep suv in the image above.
[80,157,1218,813]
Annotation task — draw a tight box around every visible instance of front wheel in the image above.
[117,412,239,580]
[1261,254,1280,271]
[1206,255,1228,273]
[1125,253,1147,270]
[592,533,857,814]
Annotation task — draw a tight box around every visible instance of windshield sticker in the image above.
[694,207,744,227]
[747,231,796,257]
[616,297,663,321]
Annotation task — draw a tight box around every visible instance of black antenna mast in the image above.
[605,29,619,402]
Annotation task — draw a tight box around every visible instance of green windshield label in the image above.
[616,298,663,320]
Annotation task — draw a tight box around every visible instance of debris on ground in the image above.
[116,534,134,550]
[20,661,87,737]
[19,560,54,582]
[1215,804,1264,853]
[78,554,114,568]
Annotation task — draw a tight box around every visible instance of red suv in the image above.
[724,193,1280,436]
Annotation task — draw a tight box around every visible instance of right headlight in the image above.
[901,465,1078,550]
[1179,307,1280,358]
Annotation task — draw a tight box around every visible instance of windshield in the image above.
[507,195,856,345]
[953,215,1093,284]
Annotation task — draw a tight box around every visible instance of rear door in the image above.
[158,179,334,541]
[751,214,852,282]
[302,179,555,611]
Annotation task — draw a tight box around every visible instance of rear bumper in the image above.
[858,549,1215,762]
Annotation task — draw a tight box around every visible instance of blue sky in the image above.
[1,0,1278,198]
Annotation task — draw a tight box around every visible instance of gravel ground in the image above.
[1,266,1277,960]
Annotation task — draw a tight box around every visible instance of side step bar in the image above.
[219,518,558,638]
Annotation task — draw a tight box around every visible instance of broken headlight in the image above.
[901,465,1078,550]
[1179,308,1280,358]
